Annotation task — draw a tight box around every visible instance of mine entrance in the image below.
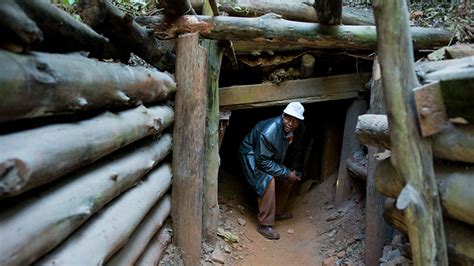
[216,100,367,265]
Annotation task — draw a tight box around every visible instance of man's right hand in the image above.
[288,170,301,183]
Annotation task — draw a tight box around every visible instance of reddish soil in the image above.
[212,170,366,265]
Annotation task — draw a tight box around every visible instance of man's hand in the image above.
[288,170,301,183]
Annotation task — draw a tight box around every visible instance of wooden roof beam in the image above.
[136,15,451,51]
[219,73,370,110]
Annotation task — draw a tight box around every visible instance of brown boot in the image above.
[257,225,280,240]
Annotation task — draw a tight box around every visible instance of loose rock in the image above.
[211,249,225,264]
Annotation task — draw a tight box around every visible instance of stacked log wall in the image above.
[355,55,474,264]
[0,1,177,264]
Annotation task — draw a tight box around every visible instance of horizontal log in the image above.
[415,56,474,78]
[220,73,369,109]
[106,195,171,266]
[136,15,451,51]
[39,163,173,265]
[135,225,173,266]
[376,159,474,225]
[0,134,172,266]
[77,0,175,71]
[384,199,474,265]
[356,114,474,163]
[15,0,122,59]
[0,50,176,122]
[0,0,43,50]
[0,104,174,198]
[190,0,375,25]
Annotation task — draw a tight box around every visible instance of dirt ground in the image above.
[200,170,366,266]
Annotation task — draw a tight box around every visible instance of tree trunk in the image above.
[14,0,122,60]
[189,0,375,25]
[136,15,451,51]
[106,195,171,266]
[135,225,172,266]
[384,199,474,265]
[39,163,172,265]
[201,1,222,245]
[0,134,172,266]
[172,33,207,265]
[77,0,175,72]
[356,114,474,163]
[335,99,367,206]
[0,105,174,198]
[376,159,474,226]
[0,50,176,122]
[373,1,448,264]
[0,0,43,51]
[364,57,392,266]
[313,0,342,25]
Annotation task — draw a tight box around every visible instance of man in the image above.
[239,102,305,240]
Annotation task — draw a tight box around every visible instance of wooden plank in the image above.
[220,73,369,109]
[413,82,448,137]
[335,98,367,206]
[172,32,207,265]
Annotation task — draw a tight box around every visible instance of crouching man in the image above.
[239,102,305,240]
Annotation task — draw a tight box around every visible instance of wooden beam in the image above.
[219,73,369,109]
[136,15,451,51]
[335,98,367,206]
[372,1,448,264]
[172,32,207,265]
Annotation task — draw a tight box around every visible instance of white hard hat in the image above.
[283,102,304,120]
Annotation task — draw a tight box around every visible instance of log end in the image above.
[0,159,29,198]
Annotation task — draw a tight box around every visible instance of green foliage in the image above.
[112,0,156,16]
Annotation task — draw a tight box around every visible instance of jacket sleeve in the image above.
[255,133,291,179]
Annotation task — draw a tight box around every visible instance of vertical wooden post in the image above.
[172,32,207,265]
[364,57,392,265]
[372,1,448,265]
[335,98,367,206]
[201,0,223,244]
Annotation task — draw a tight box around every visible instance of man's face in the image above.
[282,114,300,133]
